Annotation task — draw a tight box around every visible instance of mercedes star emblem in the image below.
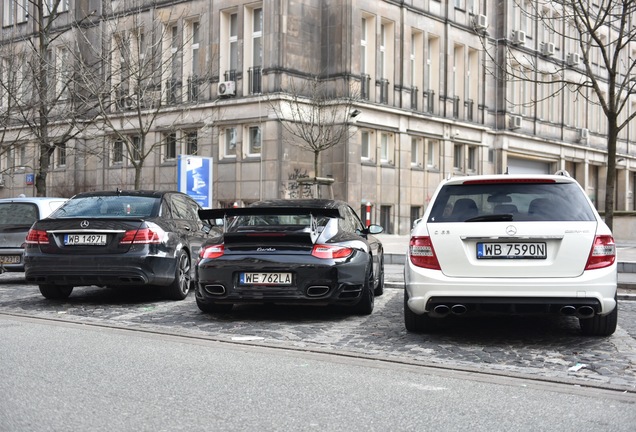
[80,220,90,228]
[506,225,517,236]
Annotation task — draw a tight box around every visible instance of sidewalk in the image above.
[376,234,636,296]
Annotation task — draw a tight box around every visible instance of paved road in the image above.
[1,272,635,393]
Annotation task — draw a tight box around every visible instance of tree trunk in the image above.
[604,117,619,231]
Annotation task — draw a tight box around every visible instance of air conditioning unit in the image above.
[541,42,556,56]
[512,30,526,45]
[218,81,236,96]
[567,52,580,66]
[474,14,488,31]
[578,128,590,142]
[509,115,522,130]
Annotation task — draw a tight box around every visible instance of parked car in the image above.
[24,190,213,300]
[195,199,384,315]
[405,171,617,336]
[0,197,68,272]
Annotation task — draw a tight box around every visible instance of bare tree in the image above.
[76,0,217,190]
[269,77,361,186]
[0,0,97,196]
[482,0,636,229]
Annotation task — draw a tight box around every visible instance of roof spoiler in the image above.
[198,207,341,220]
[199,207,341,243]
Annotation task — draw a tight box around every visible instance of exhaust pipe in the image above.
[204,284,226,296]
[576,306,595,318]
[451,304,467,315]
[560,305,577,316]
[307,286,330,297]
[432,305,450,317]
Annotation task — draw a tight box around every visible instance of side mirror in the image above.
[367,224,384,235]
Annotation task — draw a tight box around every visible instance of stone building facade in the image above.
[1,0,634,234]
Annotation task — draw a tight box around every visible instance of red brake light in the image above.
[120,227,164,244]
[462,179,556,184]
[25,229,49,245]
[311,244,354,259]
[409,236,441,270]
[200,244,225,259]
[585,235,616,270]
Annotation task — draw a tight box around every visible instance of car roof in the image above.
[440,172,578,186]
[249,199,345,209]
[0,197,67,203]
[69,190,175,199]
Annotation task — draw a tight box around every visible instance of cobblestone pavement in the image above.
[1,272,635,393]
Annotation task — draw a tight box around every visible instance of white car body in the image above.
[0,197,68,272]
[404,172,617,336]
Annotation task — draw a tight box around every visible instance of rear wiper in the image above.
[465,214,513,222]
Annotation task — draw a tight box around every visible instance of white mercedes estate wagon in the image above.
[404,171,617,336]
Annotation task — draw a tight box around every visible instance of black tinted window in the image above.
[428,182,596,222]
[53,196,159,218]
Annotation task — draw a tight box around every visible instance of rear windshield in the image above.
[0,203,39,227]
[51,196,159,218]
[228,214,330,232]
[428,182,596,222]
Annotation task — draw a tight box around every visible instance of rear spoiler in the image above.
[198,207,341,220]
[198,207,341,243]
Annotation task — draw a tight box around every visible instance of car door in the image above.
[170,194,208,257]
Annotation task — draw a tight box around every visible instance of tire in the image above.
[196,298,233,313]
[579,301,618,336]
[374,256,384,297]
[352,262,374,315]
[39,284,73,300]
[404,289,433,333]
[161,250,191,300]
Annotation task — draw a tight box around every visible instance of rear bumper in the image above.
[405,260,618,316]
[195,253,368,307]
[0,248,25,272]
[24,254,177,287]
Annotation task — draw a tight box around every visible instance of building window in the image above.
[56,47,71,100]
[221,11,239,80]
[56,143,66,167]
[427,139,439,168]
[411,137,423,167]
[112,139,124,164]
[185,131,198,155]
[361,131,371,160]
[248,126,261,156]
[380,205,392,234]
[185,21,200,101]
[426,36,440,114]
[223,127,237,158]
[380,133,393,164]
[131,136,142,161]
[164,132,177,161]
[467,146,477,172]
[453,144,463,170]
[245,5,263,94]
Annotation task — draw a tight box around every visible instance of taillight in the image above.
[200,244,224,259]
[25,229,49,245]
[311,244,354,259]
[120,227,164,244]
[409,236,441,270]
[585,235,616,270]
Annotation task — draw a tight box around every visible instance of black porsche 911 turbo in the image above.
[24,190,214,301]
[195,199,385,315]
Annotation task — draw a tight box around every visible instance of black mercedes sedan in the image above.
[194,199,384,315]
[24,190,213,300]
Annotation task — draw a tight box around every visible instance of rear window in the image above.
[0,203,39,227]
[228,214,330,232]
[428,182,596,222]
[52,196,159,218]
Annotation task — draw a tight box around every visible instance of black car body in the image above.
[24,190,213,300]
[195,199,384,315]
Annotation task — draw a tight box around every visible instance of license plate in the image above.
[477,242,546,259]
[64,234,107,246]
[0,255,20,264]
[239,272,293,286]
